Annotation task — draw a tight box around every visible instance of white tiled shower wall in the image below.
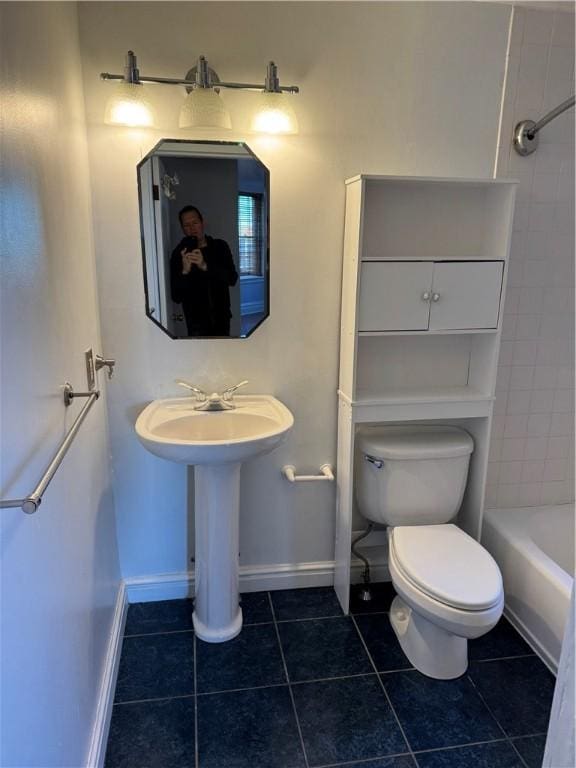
[490,6,575,508]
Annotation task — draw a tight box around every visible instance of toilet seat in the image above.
[389,524,503,611]
[388,544,504,642]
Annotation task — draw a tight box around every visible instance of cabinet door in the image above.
[358,262,433,331]
[429,261,503,331]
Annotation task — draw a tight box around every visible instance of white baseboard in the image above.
[124,571,196,602]
[124,559,392,603]
[86,581,128,768]
[125,561,337,602]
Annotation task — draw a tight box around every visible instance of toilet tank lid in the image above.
[357,425,474,460]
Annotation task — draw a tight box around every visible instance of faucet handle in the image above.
[221,380,249,400]
[175,379,207,400]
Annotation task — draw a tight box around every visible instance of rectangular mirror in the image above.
[138,140,270,338]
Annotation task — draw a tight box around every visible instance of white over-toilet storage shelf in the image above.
[335,175,517,614]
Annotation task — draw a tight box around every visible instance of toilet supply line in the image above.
[351,522,375,602]
[282,464,334,482]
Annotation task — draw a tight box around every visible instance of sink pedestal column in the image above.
[192,462,243,642]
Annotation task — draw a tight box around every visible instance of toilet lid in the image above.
[390,525,503,611]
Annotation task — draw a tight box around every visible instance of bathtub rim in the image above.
[484,504,573,598]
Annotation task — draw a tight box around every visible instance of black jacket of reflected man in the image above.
[170,235,239,336]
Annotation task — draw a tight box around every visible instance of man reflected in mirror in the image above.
[170,206,238,336]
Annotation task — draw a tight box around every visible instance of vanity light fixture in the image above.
[100,51,300,134]
[178,56,232,130]
[250,62,299,135]
[102,51,157,128]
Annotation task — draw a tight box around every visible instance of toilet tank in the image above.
[355,425,474,526]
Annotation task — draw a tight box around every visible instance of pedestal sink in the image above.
[135,395,293,642]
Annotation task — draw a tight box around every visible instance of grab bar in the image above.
[0,384,100,514]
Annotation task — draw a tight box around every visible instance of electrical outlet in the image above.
[85,348,96,391]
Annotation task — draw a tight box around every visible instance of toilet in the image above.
[355,425,504,680]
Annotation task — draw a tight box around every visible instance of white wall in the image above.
[77,1,511,582]
[490,4,575,508]
[0,3,121,766]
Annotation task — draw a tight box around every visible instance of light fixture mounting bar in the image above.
[100,71,299,93]
[101,72,198,86]
[213,81,299,93]
[100,52,299,93]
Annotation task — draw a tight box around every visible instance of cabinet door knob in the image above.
[421,292,431,301]
[432,292,441,302]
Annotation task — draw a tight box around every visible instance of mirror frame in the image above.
[137,139,270,340]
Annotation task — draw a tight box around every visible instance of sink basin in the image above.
[135,395,294,465]
[134,393,294,643]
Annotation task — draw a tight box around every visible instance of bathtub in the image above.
[482,504,574,673]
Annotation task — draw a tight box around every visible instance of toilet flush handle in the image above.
[365,454,384,469]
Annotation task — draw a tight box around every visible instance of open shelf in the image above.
[361,178,516,262]
[350,334,498,404]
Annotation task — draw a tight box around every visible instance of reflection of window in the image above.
[238,193,263,276]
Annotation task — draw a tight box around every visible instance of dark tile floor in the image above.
[105,584,554,768]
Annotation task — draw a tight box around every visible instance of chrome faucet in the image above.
[175,379,248,410]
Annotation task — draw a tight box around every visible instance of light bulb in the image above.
[179,88,232,130]
[250,92,298,135]
[104,82,156,128]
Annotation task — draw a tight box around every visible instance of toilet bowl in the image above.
[388,524,503,678]
[354,425,504,679]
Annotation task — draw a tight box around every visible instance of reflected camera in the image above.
[181,236,198,251]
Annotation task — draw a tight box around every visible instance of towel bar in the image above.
[0,384,100,514]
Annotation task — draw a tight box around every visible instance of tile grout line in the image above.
[349,613,417,765]
[309,733,543,768]
[474,652,536,663]
[465,669,514,740]
[465,670,531,768]
[505,737,532,768]
[311,750,415,768]
[268,592,311,768]
[276,612,348,623]
[124,621,278,638]
[412,736,519,755]
[122,609,394,637]
[122,672,417,703]
[198,681,289,697]
[123,628,196,638]
[290,672,382,686]
[113,692,196,706]
[507,730,549,768]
